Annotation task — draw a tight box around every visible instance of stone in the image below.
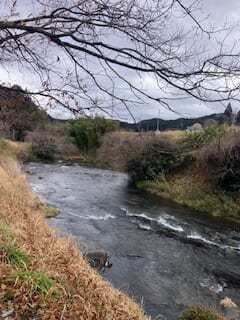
[84,250,112,272]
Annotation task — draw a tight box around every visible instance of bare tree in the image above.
[0,0,240,119]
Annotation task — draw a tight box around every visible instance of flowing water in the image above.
[25,162,240,319]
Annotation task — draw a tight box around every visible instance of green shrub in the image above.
[126,137,177,183]
[66,116,118,154]
[182,124,227,150]
[173,152,196,170]
[180,305,223,320]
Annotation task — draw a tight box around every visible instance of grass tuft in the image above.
[180,305,223,320]
[3,271,59,297]
[1,244,30,268]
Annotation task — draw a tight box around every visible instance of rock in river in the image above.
[84,250,112,272]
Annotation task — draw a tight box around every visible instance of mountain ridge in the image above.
[119,112,233,131]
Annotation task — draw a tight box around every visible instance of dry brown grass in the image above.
[0,141,149,320]
[0,138,31,160]
[97,130,177,171]
[160,130,185,141]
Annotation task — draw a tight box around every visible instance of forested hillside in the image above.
[119,104,239,132]
[0,85,48,141]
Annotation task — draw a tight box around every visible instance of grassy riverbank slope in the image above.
[97,128,240,221]
[138,169,240,220]
[138,130,240,221]
[0,139,149,320]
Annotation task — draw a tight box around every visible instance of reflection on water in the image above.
[26,163,240,319]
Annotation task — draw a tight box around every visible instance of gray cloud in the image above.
[0,0,239,122]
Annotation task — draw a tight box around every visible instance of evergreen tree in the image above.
[224,103,233,117]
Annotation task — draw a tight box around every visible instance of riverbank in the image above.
[138,168,240,222]
[98,129,240,222]
[0,139,149,320]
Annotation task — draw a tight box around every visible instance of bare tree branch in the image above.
[0,0,239,119]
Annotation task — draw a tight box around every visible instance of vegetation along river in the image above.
[25,162,240,320]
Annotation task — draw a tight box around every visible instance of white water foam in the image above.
[67,211,115,220]
[187,232,219,246]
[138,223,152,231]
[221,244,240,252]
[187,232,221,247]
[31,184,46,193]
[157,216,184,232]
[200,278,223,293]
[121,208,184,232]
[87,214,116,220]
[188,232,240,253]
[31,185,37,192]
[126,212,155,221]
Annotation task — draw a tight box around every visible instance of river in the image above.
[25,162,240,319]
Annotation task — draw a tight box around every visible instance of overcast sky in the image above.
[134,0,240,122]
[1,0,240,122]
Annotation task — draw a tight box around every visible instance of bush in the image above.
[182,124,227,150]
[66,116,119,154]
[180,305,223,320]
[29,132,57,161]
[126,136,177,183]
[173,152,196,170]
[198,130,240,191]
[98,131,182,173]
[97,132,143,171]
[26,123,79,161]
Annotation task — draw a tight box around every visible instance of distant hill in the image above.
[49,111,234,132]
[48,115,68,124]
[119,112,233,132]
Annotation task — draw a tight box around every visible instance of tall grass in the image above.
[0,137,31,161]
